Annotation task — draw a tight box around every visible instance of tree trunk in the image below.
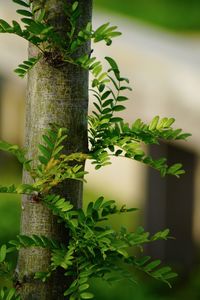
[16,1,92,299]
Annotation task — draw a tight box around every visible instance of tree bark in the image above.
[16,1,92,299]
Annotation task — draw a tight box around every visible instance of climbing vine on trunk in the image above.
[0,1,190,299]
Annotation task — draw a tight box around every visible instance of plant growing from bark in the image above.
[0,1,190,299]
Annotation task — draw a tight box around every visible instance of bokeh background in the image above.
[0,1,200,299]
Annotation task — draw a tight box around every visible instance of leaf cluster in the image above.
[0,196,177,300]
[0,126,179,299]
[88,57,190,176]
[0,1,121,78]
[0,287,20,300]
[0,125,88,196]
[0,244,20,300]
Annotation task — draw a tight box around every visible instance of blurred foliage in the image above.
[0,154,21,244]
[94,0,200,31]
[89,271,200,300]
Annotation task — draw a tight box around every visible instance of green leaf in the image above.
[80,292,94,299]
[144,260,161,272]
[151,229,170,241]
[115,149,123,156]
[14,56,41,78]
[102,99,113,107]
[176,133,191,140]
[12,20,22,34]
[38,156,49,165]
[117,96,128,102]
[168,163,182,173]
[0,19,12,31]
[0,184,17,194]
[72,1,79,11]
[79,284,90,292]
[0,245,7,263]
[102,108,112,114]
[98,84,105,92]
[38,144,51,160]
[86,202,94,216]
[149,116,159,130]
[101,91,111,100]
[119,86,132,91]
[52,145,64,157]
[98,229,114,238]
[163,117,175,128]
[16,9,33,17]
[12,0,30,7]
[152,266,172,277]
[117,248,129,258]
[93,197,104,210]
[135,256,151,266]
[5,288,16,300]
[105,56,119,73]
[126,207,138,213]
[110,117,123,123]
[93,102,101,113]
[42,134,54,148]
[167,163,184,177]
[163,272,178,280]
[113,105,125,111]
[94,23,110,36]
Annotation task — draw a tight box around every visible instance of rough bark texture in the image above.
[16,1,92,299]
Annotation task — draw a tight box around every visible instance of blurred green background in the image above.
[1,0,200,299]
[94,0,200,32]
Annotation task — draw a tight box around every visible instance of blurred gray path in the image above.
[94,12,200,68]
